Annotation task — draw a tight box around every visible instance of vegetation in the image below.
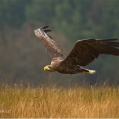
[0,0,119,85]
[1,1,119,118]
[0,85,119,118]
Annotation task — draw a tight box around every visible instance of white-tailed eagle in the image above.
[34,26,119,74]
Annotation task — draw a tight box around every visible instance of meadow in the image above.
[0,84,119,118]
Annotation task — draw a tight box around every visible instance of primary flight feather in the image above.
[34,26,119,74]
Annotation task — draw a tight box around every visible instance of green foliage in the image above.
[0,0,31,28]
[0,0,119,85]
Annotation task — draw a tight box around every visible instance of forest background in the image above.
[1,0,119,86]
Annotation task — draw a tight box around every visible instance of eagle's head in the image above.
[44,65,55,72]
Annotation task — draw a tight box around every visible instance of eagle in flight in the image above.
[34,26,119,74]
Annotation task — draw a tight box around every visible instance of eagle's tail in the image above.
[82,69,96,74]
[88,70,96,74]
[79,66,96,74]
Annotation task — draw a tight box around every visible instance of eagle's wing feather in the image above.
[61,38,119,66]
[34,26,65,61]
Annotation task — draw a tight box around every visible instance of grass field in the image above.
[0,84,119,118]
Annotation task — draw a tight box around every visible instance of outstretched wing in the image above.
[61,38,119,66]
[34,26,65,61]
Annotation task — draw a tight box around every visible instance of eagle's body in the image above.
[34,26,119,74]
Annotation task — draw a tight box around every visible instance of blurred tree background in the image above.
[0,0,119,86]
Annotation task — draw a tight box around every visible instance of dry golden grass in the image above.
[0,84,119,118]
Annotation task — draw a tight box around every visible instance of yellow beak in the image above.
[44,66,50,71]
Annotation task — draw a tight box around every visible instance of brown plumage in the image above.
[34,26,119,74]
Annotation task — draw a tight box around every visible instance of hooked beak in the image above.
[44,66,50,71]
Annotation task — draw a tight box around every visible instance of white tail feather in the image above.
[79,66,96,74]
[82,69,96,74]
[88,70,96,74]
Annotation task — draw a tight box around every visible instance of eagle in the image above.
[34,26,119,74]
